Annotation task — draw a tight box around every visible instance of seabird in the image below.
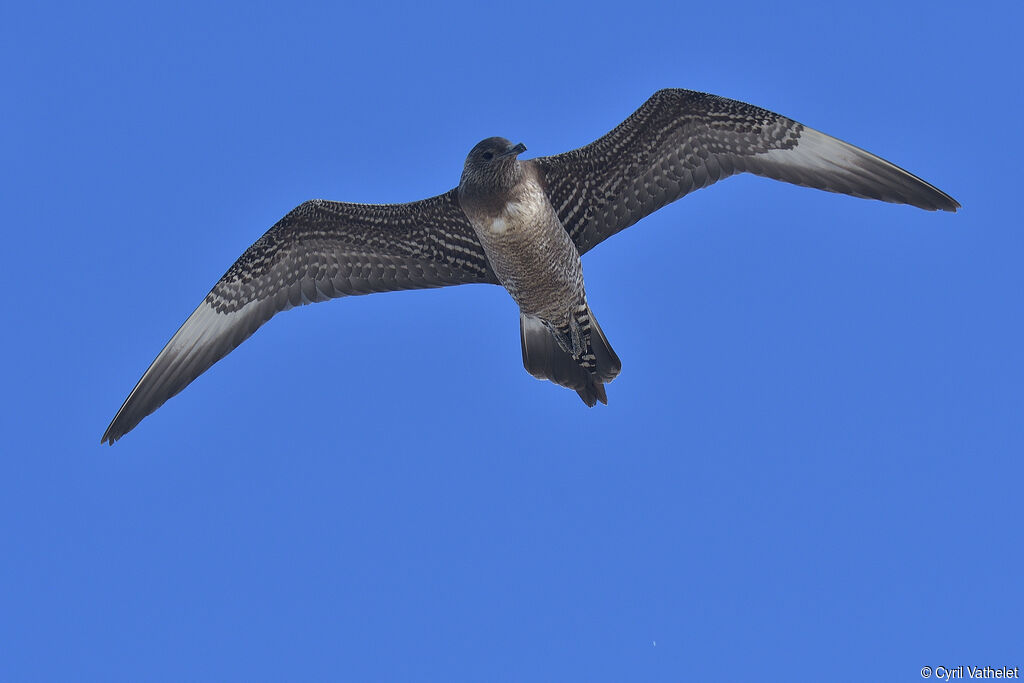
[102,88,959,444]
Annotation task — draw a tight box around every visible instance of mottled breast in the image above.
[461,164,586,321]
[478,179,549,239]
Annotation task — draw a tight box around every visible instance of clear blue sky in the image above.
[2,0,1020,680]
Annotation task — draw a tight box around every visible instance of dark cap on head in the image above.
[460,137,528,192]
[467,137,526,163]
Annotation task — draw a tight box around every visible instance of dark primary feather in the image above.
[102,190,496,444]
[534,89,960,255]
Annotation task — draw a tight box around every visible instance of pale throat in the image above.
[485,200,525,234]
[482,181,546,236]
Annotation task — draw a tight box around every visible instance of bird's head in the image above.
[459,137,527,192]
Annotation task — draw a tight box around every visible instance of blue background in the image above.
[3,1,1020,680]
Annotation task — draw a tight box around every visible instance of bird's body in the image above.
[102,89,959,444]
[459,145,583,327]
[456,138,616,402]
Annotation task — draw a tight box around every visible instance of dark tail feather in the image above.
[588,313,621,383]
[520,309,621,406]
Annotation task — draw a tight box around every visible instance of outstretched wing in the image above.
[102,189,495,444]
[534,89,960,255]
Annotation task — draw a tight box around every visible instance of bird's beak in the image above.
[499,142,527,158]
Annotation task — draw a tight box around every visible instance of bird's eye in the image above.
[482,151,494,161]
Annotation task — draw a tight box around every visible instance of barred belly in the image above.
[472,181,586,326]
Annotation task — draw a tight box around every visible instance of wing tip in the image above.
[903,189,959,213]
[100,416,131,446]
[788,126,962,214]
[910,187,960,213]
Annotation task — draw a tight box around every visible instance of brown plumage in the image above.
[102,89,958,444]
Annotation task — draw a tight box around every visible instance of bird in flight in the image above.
[102,88,959,444]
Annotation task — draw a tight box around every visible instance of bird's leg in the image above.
[569,318,585,357]
[570,304,599,372]
[547,321,576,356]
[545,314,598,372]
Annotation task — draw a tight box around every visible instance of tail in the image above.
[519,308,621,406]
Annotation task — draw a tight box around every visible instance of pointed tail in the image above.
[519,308,621,406]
